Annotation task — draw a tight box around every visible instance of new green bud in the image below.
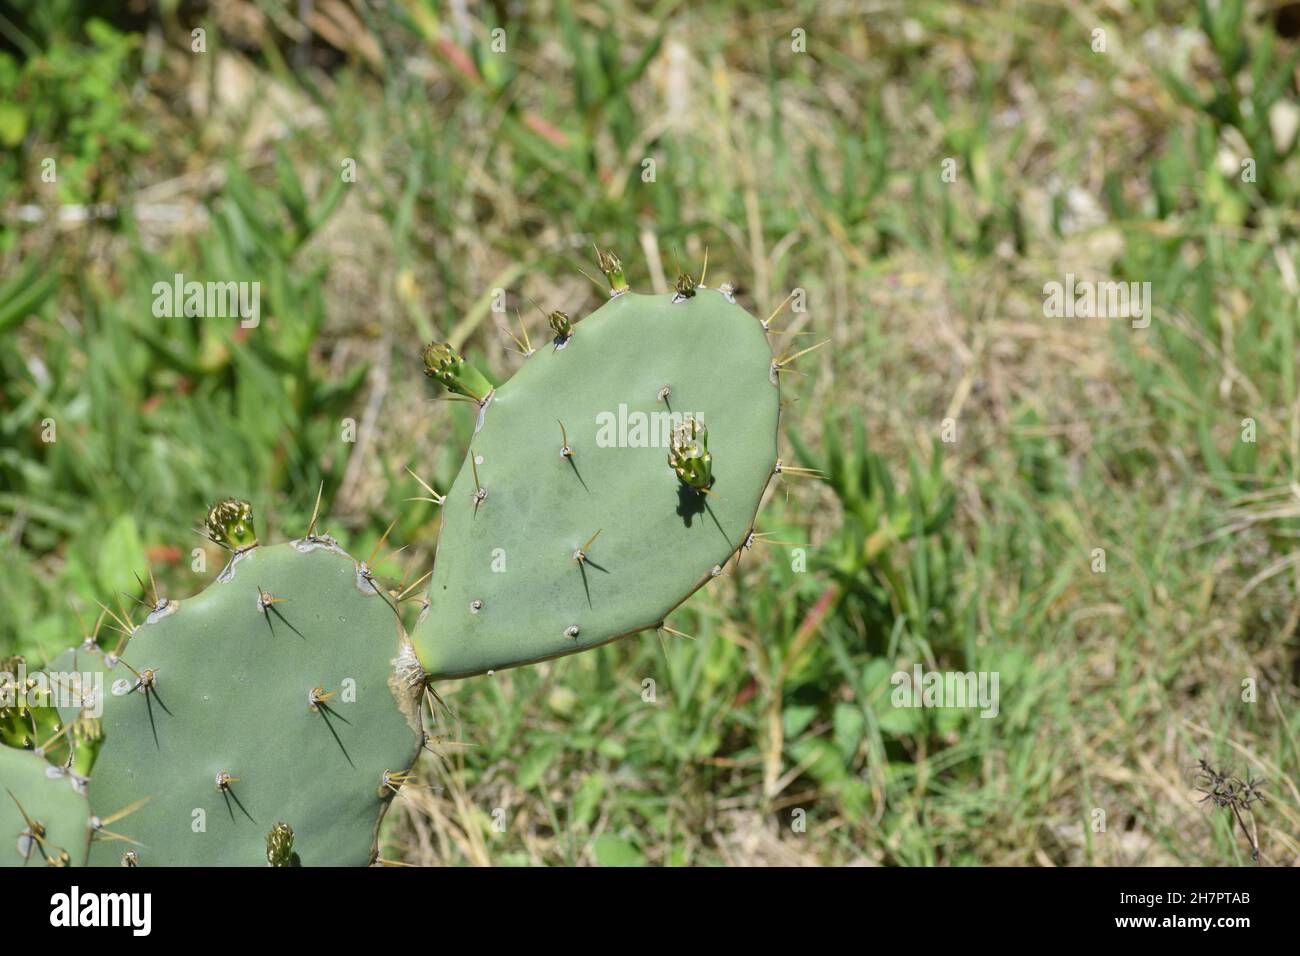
[673,272,697,301]
[548,311,573,341]
[421,342,493,402]
[205,499,258,551]
[595,246,629,296]
[266,822,296,867]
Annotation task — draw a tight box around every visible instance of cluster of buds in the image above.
[668,416,713,491]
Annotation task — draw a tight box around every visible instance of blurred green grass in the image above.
[2,0,1299,865]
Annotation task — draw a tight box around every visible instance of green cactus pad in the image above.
[415,288,779,678]
[0,744,90,867]
[86,541,424,866]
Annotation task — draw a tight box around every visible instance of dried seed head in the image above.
[205,499,257,551]
[421,341,492,402]
[266,822,295,867]
[668,416,713,490]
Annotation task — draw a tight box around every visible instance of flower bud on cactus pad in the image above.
[205,499,258,551]
[422,341,493,403]
[668,416,713,490]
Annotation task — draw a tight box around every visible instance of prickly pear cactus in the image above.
[0,744,90,867]
[414,270,781,678]
[86,527,424,866]
[7,249,799,867]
